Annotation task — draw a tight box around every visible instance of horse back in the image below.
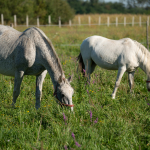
[80,36,139,70]
[0,27,38,76]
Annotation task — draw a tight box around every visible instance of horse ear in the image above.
[67,74,73,83]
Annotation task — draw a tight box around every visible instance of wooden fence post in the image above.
[124,17,126,27]
[139,16,141,27]
[26,15,29,27]
[147,20,149,50]
[14,15,17,27]
[37,17,39,27]
[78,16,81,26]
[1,14,4,25]
[98,16,101,25]
[59,17,61,28]
[48,15,51,25]
[107,17,109,27]
[116,17,118,27]
[69,20,72,27]
[147,16,149,26]
[88,16,91,26]
[132,16,134,26]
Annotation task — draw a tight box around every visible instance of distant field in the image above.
[0,19,150,149]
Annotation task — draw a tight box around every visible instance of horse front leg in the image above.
[35,70,47,109]
[111,66,126,99]
[128,72,135,93]
[12,71,24,107]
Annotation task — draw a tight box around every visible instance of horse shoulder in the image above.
[15,35,36,68]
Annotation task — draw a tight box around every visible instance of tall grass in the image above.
[0,19,150,149]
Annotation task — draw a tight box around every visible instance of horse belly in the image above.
[0,60,15,76]
[25,65,45,75]
[91,51,118,70]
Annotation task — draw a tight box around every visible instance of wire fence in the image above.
[1,14,150,28]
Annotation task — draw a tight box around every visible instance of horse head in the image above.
[54,74,74,111]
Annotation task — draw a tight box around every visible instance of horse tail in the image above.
[77,53,85,75]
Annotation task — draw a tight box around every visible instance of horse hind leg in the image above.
[12,70,24,107]
[85,59,96,81]
[111,66,126,99]
[35,70,47,109]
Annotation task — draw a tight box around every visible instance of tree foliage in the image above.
[0,0,74,25]
[67,0,150,14]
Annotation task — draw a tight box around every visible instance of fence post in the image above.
[116,17,118,27]
[147,20,149,50]
[107,17,109,27]
[78,16,81,26]
[132,16,134,26]
[147,16,149,26]
[59,17,61,28]
[88,16,91,26]
[98,16,101,25]
[26,15,29,27]
[69,20,72,27]
[1,14,4,25]
[124,17,126,27]
[139,16,141,27]
[14,15,17,27]
[37,17,39,27]
[48,15,51,25]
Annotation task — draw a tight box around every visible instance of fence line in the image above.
[55,40,148,47]
[0,14,150,27]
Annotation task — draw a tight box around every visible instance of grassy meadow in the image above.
[0,15,150,149]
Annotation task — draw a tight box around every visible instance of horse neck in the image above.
[138,45,150,79]
[38,39,64,88]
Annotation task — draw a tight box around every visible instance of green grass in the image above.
[0,25,150,149]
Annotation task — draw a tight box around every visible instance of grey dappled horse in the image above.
[0,25,74,111]
[77,35,150,98]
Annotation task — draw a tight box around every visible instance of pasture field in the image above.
[0,21,150,150]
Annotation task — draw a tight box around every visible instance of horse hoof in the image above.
[11,104,16,109]
[111,95,115,99]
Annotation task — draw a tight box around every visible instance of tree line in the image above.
[0,0,149,25]
[0,0,74,24]
[67,0,150,14]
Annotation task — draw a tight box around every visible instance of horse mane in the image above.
[133,39,150,73]
[31,27,64,75]
[133,40,149,54]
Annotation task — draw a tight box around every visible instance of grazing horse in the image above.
[77,35,150,99]
[0,25,74,111]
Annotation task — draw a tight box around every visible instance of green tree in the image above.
[0,0,35,24]
[0,0,74,25]
[45,0,74,24]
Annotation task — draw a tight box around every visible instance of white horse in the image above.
[0,25,74,111]
[77,35,150,99]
